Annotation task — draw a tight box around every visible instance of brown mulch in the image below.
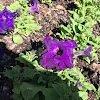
[0,0,100,100]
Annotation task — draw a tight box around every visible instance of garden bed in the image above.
[0,0,100,100]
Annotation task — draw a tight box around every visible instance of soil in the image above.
[0,0,100,100]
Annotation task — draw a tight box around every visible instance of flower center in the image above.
[57,49,63,56]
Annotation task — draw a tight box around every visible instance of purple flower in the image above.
[0,7,17,34]
[27,0,39,13]
[75,80,84,88]
[0,47,5,59]
[39,37,77,71]
[99,0,100,2]
[74,46,92,58]
[0,7,17,19]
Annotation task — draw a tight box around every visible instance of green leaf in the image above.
[0,4,5,11]
[95,11,100,15]
[78,24,83,31]
[12,93,23,100]
[21,67,39,80]
[52,83,65,97]
[83,57,90,64]
[42,88,59,100]
[73,12,79,21]
[79,91,88,100]
[3,65,21,79]
[72,91,88,100]
[13,35,23,44]
[31,93,39,100]
[7,1,21,12]
[21,82,45,100]
[74,1,82,8]
[83,82,96,91]
[3,70,13,79]
[78,17,85,23]
[12,85,21,94]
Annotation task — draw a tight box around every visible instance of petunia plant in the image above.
[0,0,41,44]
[3,41,96,100]
[56,0,100,63]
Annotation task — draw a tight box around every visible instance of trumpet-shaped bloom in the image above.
[39,37,92,71]
[0,7,17,34]
[27,0,39,13]
[39,37,77,71]
[74,46,92,58]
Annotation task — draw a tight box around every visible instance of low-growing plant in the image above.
[0,0,41,44]
[3,49,96,100]
[56,0,100,63]
[95,84,100,100]
[74,0,100,22]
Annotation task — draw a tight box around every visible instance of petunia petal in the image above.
[27,7,39,13]
[84,46,92,58]
[40,51,55,68]
[43,37,59,53]
[27,0,39,13]
[43,37,51,48]
[59,39,77,50]
[62,49,74,69]
[0,23,7,34]
[5,16,15,31]
[39,49,48,56]
[53,55,67,71]
[0,7,17,19]
[46,57,55,70]
[74,46,92,58]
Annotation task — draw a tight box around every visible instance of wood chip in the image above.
[56,5,66,10]
[48,31,53,36]
[71,0,76,2]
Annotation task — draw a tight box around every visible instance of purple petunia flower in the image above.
[75,80,84,88]
[0,7,17,19]
[74,46,92,58]
[99,0,100,2]
[0,7,17,34]
[0,47,5,59]
[39,37,77,71]
[27,0,39,13]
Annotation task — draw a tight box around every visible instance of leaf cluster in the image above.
[95,84,100,100]
[1,0,41,44]
[3,50,96,100]
[56,0,100,63]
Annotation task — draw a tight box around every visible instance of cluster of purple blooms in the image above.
[39,37,92,71]
[0,7,17,34]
